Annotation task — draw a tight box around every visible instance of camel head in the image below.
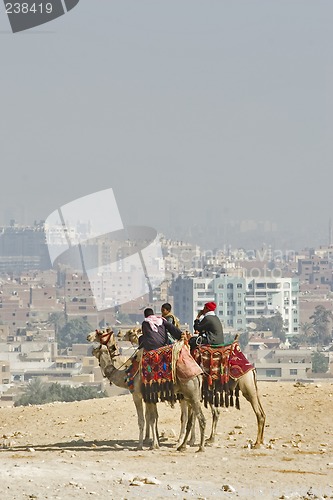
[123,327,141,345]
[87,328,115,345]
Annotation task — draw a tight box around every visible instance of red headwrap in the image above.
[205,301,216,311]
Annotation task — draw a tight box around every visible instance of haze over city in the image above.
[1,1,333,250]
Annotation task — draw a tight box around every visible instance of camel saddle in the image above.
[140,343,202,404]
[191,341,254,409]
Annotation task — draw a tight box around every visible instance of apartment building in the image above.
[0,224,51,273]
[172,275,247,330]
[173,275,299,336]
[246,277,299,336]
[297,255,332,286]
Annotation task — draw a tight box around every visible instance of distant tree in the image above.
[238,331,249,350]
[311,351,329,373]
[58,317,94,348]
[222,331,249,350]
[309,305,333,346]
[255,312,285,342]
[48,312,66,339]
[288,336,300,349]
[299,322,314,344]
[14,378,48,406]
[15,381,107,406]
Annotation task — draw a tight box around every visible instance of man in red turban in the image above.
[189,301,224,349]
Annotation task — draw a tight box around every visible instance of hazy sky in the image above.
[1,1,333,249]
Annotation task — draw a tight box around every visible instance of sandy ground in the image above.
[1,381,333,500]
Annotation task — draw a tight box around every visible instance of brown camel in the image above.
[123,327,266,448]
[87,329,206,452]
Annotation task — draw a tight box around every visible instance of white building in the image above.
[173,275,299,336]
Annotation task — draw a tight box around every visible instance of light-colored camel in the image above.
[90,332,191,449]
[87,329,206,452]
[123,327,266,448]
[91,344,191,449]
[90,340,146,450]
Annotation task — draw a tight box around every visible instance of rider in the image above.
[139,307,182,351]
[161,302,180,328]
[189,301,224,349]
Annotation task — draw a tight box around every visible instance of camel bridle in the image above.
[94,330,140,380]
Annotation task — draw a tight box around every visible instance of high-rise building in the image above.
[0,223,51,273]
[172,275,299,336]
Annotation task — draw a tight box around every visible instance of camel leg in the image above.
[193,401,206,452]
[206,404,220,445]
[176,399,188,446]
[143,404,160,445]
[132,393,145,450]
[177,401,206,453]
[188,411,196,446]
[146,403,160,450]
[238,370,266,448]
[177,405,194,452]
[144,404,150,443]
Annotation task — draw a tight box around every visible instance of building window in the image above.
[290,369,297,375]
[218,284,224,289]
[194,283,205,289]
[237,283,242,288]
[227,284,233,289]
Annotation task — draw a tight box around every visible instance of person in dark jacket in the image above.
[139,307,182,351]
[189,301,224,349]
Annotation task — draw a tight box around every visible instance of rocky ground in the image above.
[1,381,333,499]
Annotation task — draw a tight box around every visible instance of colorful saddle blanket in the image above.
[140,345,175,403]
[191,342,254,408]
[125,357,140,393]
[139,343,202,403]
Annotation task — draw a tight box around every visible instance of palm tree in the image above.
[309,305,333,346]
[48,312,66,341]
[299,322,314,344]
[15,378,47,406]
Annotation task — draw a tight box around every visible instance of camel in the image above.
[87,329,206,452]
[91,343,148,449]
[123,327,266,448]
[91,343,192,449]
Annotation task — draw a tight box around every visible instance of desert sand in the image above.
[1,380,333,500]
